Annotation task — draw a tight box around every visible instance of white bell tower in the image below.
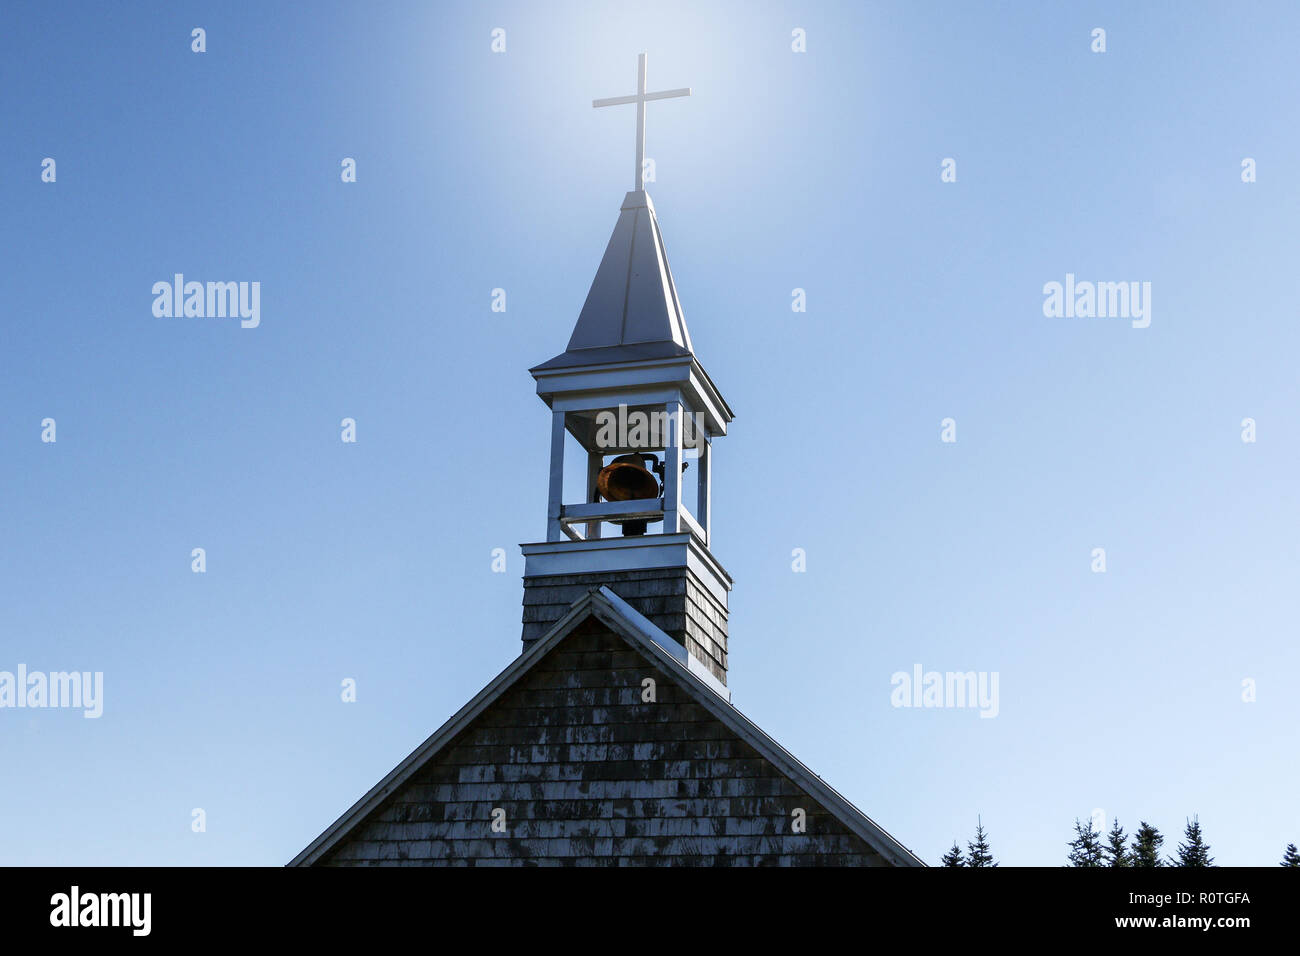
[519,56,734,686]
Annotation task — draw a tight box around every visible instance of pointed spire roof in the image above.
[533,190,694,371]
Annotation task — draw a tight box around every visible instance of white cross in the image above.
[593,53,691,192]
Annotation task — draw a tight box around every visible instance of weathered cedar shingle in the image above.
[522,569,729,683]
[318,618,886,867]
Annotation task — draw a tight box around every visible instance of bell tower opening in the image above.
[547,401,710,542]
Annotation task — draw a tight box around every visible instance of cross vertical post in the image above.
[635,53,646,191]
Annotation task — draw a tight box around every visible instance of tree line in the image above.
[939,816,1300,867]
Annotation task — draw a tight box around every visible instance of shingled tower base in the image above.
[521,535,731,685]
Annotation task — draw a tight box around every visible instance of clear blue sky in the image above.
[3,1,1297,866]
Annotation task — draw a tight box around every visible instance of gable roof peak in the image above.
[289,586,924,868]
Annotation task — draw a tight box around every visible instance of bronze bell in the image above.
[596,453,661,503]
[595,453,687,537]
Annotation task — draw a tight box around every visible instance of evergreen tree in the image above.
[966,818,997,868]
[940,841,965,867]
[1067,818,1105,867]
[1281,844,1300,867]
[1130,821,1164,867]
[1104,818,1130,867]
[1174,816,1215,868]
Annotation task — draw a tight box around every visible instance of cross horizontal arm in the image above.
[643,87,692,103]
[592,87,691,109]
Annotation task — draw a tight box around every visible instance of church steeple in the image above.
[537,52,695,366]
[519,55,734,689]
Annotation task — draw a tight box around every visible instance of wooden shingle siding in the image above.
[522,569,729,683]
[318,618,886,866]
